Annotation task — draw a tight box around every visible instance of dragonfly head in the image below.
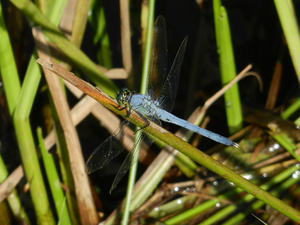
[116,88,132,106]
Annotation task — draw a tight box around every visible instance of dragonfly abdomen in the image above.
[157,109,236,147]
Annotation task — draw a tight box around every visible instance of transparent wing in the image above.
[86,120,150,193]
[158,37,188,112]
[148,16,168,100]
[86,121,129,174]
[148,16,187,112]
[109,133,145,193]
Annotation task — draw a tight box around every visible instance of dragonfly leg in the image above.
[136,111,150,130]
[112,104,132,117]
[126,107,132,117]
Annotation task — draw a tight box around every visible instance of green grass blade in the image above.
[213,2,242,133]
[89,0,112,68]
[270,131,300,161]
[37,127,72,225]
[122,1,156,224]
[139,0,155,94]
[121,130,143,225]
[0,3,30,223]
[0,2,21,114]
[13,56,56,225]
[281,97,300,120]
[274,0,300,83]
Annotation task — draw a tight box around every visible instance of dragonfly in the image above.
[86,16,239,192]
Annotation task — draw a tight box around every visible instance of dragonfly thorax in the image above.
[130,93,161,117]
[116,88,161,117]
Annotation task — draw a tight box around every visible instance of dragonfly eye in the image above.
[116,88,131,105]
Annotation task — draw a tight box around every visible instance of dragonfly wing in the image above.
[148,16,168,100]
[86,122,128,174]
[158,37,188,112]
[109,133,145,193]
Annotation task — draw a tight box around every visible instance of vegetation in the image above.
[0,0,299,224]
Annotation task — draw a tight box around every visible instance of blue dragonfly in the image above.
[86,16,238,192]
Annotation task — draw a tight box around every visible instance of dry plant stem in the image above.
[250,139,265,163]
[200,64,252,115]
[253,148,300,169]
[265,60,282,110]
[34,29,98,225]
[51,3,86,223]
[64,80,84,97]
[104,68,128,79]
[44,95,96,149]
[140,0,148,46]
[257,159,297,175]
[59,0,77,36]
[120,0,132,73]
[229,125,252,141]
[70,0,90,46]
[0,167,24,202]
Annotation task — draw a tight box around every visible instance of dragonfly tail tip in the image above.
[232,142,240,149]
